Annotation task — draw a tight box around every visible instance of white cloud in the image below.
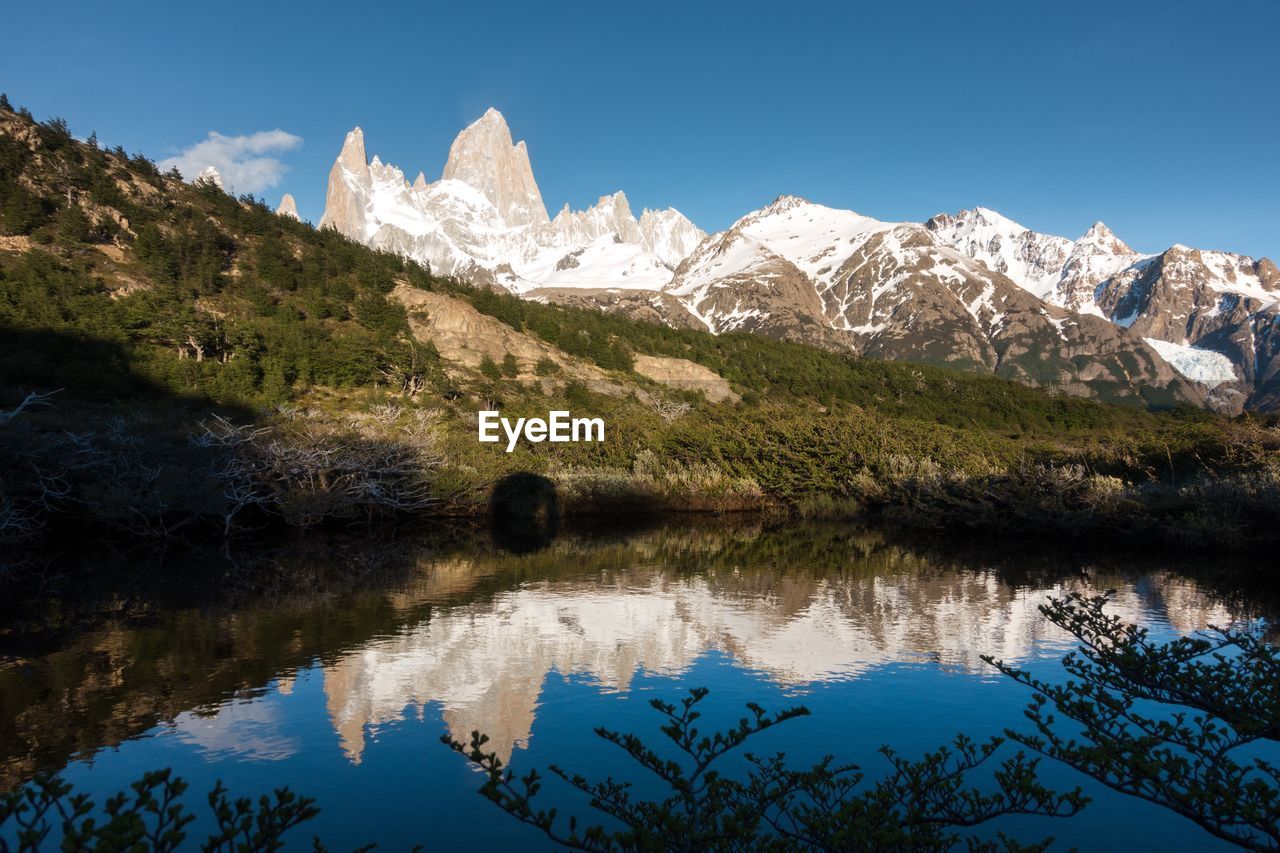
[159,129,302,195]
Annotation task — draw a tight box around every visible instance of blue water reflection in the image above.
[5,523,1273,850]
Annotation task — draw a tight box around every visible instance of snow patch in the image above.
[1143,338,1237,386]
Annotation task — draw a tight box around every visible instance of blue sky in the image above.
[4,0,1276,258]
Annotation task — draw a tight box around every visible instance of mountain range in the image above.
[307,109,1278,411]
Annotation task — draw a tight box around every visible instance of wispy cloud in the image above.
[159,129,302,195]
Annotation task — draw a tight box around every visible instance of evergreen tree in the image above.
[479,355,502,380]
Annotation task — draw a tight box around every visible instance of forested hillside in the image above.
[1,98,1277,557]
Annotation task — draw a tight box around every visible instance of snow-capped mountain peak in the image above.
[318,109,705,292]
[925,206,1073,301]
[933,205,1280,408]
[1079,221,1132,254]
[193,165,224,190]
[311,113,1272,411]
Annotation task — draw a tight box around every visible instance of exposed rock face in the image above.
[931,207,1280,411]
[276,193,300,220]
[1093,246,1280,410]
[319,110,704,290]
[524,287,705,330]
[632,355,740,403]
[664,197,1201,406]
[666,226,839,346]
[638,206,707,267]
[925,207,1140,312]
[441,108,549,228]
[390,284,634,398]
[925,207,1074,302]
[318,128,370,236]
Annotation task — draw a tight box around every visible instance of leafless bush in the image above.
[653,398,692,423]
[367,402,402,427]
[0,390,61,424]
[399,407,446,447]
[197,416,445,530]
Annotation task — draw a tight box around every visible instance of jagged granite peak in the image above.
[553,190,633,232]
[338,127,367,173]
[549,191,642,248]
[638,207,705,268]
[317,114,704,291]
[276,193,300,220]
[318,126,372,235]
[441,108,549,227]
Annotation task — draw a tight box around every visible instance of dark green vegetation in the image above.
[987,594,1280,850]
[449,689,1085,851]
[5,593,1275,850]
[2,97,1279,559]
[1,771,318,853]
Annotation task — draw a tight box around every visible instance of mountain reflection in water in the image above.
[318,560,1233,764]
[1,521,1272,850]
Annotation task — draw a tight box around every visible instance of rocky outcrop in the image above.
[390,284,634,398]
[632,355,739,403]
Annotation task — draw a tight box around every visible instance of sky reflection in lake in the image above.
[2,522,1271,850]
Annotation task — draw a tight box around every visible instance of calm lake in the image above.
[2,520,1275,850]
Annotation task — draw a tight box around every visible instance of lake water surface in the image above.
[2,521,1275,850]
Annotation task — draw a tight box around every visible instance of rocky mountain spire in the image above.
[550,190,641,246]
[441,108,549,227]
[337,127,367,174]
[276,193,300,220]
[319,127,372,236]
